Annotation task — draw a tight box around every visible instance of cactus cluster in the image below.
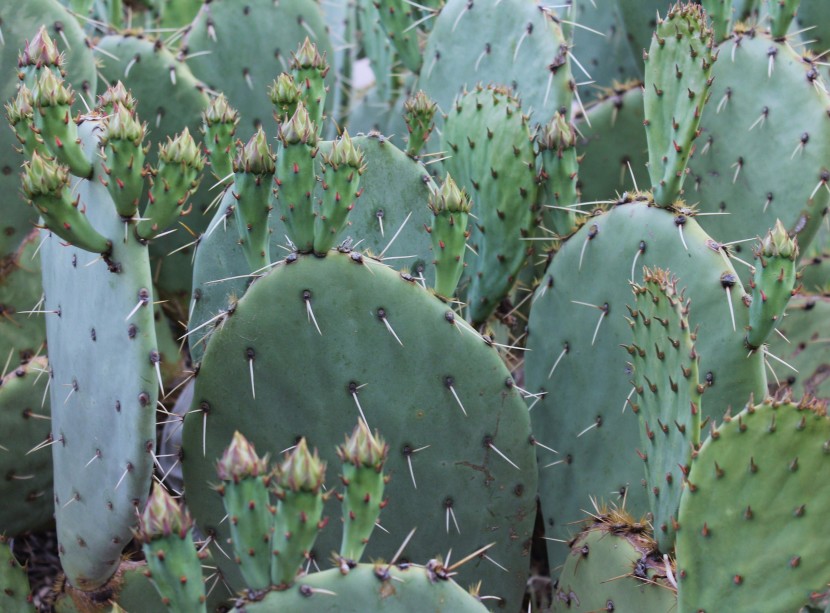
[3,1,830,612]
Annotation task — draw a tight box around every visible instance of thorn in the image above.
[247,349,256,399]
[445,377,467,416]
[547,344,568,379]
[486,439,520,470]
[377,308,403,346]
[764,347,798,373]
[304,291,322,335]
[114,464,131,491]
[445,503,461,534]
[447,543,497,572]
[622,386,636,413]
[576,416,601,438]
[379,211,412,259]
[387,528,417,571]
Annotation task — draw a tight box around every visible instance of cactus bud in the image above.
[101,104,145,145]
[279,103,318,147]
[32,68,74,108]
[136,484,192,542]
[97,81,136,112]
[538,112,577,152]
[277,438,326,493]
[290,37,329,74]
[429,173,471,214]
[216,431,269,482]
[159,127,205,172]
[404,90,438,156]
[203,93,239,129]
[21,150,68,199]
[337,420,389,470]
[233,128,275,175]
[18,27,63,71]
[269,73,303,121]
[759,219,798,261]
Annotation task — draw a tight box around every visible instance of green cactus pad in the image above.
[567,0,643,97]
[745,220,799,350]
[421,0,572,126]
[575,81,650,204]
[182,250,537,612]
[0,231,47,368]
[182,0,334,143]
[234,562,488,612]
[628,267,702,551]
[643,2,716,206]
[551,509,676,612]
[216,432,273,591]
[525,199,765,571]
[441,86,537,325]
[0,535,34,611]
[676,397,830,613]
[41,119,158,590]
[188,134,435,364]
[768,294,830,402]
[687,28,830,251]
[0,357,53,536]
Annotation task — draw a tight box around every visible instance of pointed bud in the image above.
[101,104,145,145]
[158,128,205,172]
[21,151,69,199]
[337,420,389,470]
[538,112,577,152]
[279,103,318,146]
[18,27,63,70]
[276,438,326,493]
[203,93,239,129]
[5,86,34,126]
[136,484,193,542]
[32,69,74,108]
[290,37,328,73]
[233,128,276,175]
[429,174,472,214]
[268,73,303,117]
[98,82,137,112]
[323,130,365,172]
[759,219,798,261]
[404,90,438,122]
[216,431,269,482]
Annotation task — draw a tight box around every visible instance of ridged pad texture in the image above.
[182,251,537,611]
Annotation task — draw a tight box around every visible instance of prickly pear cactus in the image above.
[551,508,676,612]
[236,563,489,612]
[628,268,702,551]
[525,198,766,570]
[568,0,643,99]
[687,26,830,251]
[182,0,334,143]
[421,0,573,125]
[0,4,96,255]
[575,81,649,204]
[442,85,537,325]
[182,250,537,612]
[0,232,47,367]
[39,124,160,589]
[643,2,716,206]
[93,33,212,301]
[188,133,436,363]
[136,485,207,613]
[0,357,52,536]
[676,397,830,613]
[745,220,799,350]
[768,294,830,401]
